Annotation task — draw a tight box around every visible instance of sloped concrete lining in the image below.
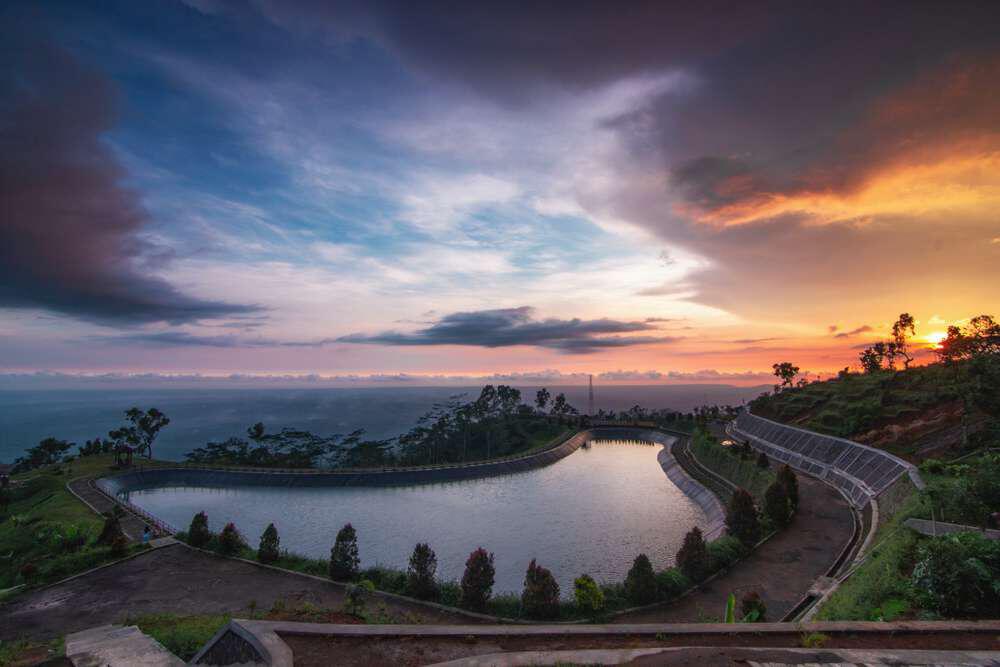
[65,624,184,667]
[657,440,726,540]
[905,517,1000,540]
[97,429,592,498]
[191,619,292,667]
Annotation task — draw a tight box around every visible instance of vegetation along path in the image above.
[614,470,855,623]
[0,542,476,641]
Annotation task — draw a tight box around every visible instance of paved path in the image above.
[0,543,476,641]
[613,472,855,623]
[67,477,153,541]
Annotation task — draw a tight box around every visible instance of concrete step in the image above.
[66,624,184,667]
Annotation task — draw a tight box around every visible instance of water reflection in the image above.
[125,439,707,594]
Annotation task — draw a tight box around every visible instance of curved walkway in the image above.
[613,466,855,623]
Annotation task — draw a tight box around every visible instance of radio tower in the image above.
[588,374,594,416]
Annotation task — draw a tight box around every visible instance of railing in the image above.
[90,478,178,535]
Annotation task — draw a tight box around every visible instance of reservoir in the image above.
[121,437,709,594]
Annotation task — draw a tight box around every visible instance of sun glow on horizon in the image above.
[924,331,948,347]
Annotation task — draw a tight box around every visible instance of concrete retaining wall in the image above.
[98,429,591,496]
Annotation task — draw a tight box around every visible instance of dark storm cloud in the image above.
[0,34,257,324]
[338,306,678,353]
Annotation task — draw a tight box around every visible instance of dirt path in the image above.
[613,472,855,623]
[0,543,476,641]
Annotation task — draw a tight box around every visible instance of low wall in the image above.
[98,429,591,497]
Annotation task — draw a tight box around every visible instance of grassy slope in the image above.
[690,429,776,502]
[817,463,987,620]
[751,364,967,459]
[0,454,157,590]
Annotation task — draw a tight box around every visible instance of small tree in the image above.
[756,451,769,469]
[778,464,799,512]
[573,574,605,619]
[329,523,360,581]
[460,547,496,611]
[258,523,280,564]
[406,543,440,600]
[624,554,658,605]
[726,488,761,547]
[535,388,551,412]
[521,559,560,619]
[344,579,375,617]
[676,526,710,581]
[741,591,767,622]
[187,511,212,549]
[96,509,124,546]
[771,362,799,389]
[219,522,246,556]
[764,481,792,527]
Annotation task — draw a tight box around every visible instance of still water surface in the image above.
[124,439,707,594]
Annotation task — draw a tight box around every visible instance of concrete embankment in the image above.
[99,430,592,496]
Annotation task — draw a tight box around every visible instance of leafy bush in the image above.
[218,523,246,557]
[741,591,766,622]
[329,523,360,581]
[96,510,124,546]
[573,574,605,619]
[521,559,560,619]
[624,554,658,605]
[655,568,690,600]
[707,536,746,571]
[258,523,280,564]
[676,526,710,581]
[764,480,792,527]
[344,579,375,616]
[910,531,1000,617]
[406,543,440,601]
[110,535,129,557]
[187,512,211,549]
[460,547,495,611]
[777,465,799,512]
[726,488,761,546]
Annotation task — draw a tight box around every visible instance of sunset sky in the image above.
[2,1,999,385]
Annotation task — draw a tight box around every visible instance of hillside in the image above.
[749,362,988,462]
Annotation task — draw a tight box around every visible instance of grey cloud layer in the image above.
[0,32,257,324]
[338,307,679,353]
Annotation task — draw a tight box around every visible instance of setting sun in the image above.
[924,331,948,347]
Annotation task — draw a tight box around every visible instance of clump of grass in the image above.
[126,612,230,661]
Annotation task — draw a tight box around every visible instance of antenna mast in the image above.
[588,374,594,416]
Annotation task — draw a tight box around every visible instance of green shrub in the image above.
[128,613,230,662]
[573,574,605,619]
[707,536,746,571]
[257,523,280,564]
[725,488,761,546]
[344,579,375,616]
[460,547,495,612]
[187,512,211,549]
[910,531,1000,617]
[218,523,246,557]
[655,568,690,600]
[406,543,440,601]
[741,591,766,622]
[777,465,799,512]
[329,523,360,581]
[624,554,658,605]
[521,559,560,619]
[676,526,710,581]
[764,481,792,527]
